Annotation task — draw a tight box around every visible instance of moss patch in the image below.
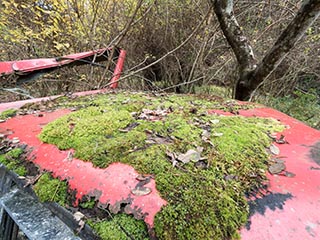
[39,92,283,239]
[0,148,27,176]
[33,173,68,206]
[88,213,149,240]
[0,108,17,119]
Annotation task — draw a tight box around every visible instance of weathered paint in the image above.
[109,49,126,89]
[0,110,166,228]
[0,49,110,75]
[0,99,319,238]
[210,108,320,239]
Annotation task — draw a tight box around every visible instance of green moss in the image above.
[33,173,68,206]
[88,213,149,240]
[0,148,27,176]
[39,92,284,239]
[79,197,96,209]
[0,109,17,119]
[194,85,232,98]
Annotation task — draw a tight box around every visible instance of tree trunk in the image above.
[211,0,320,101]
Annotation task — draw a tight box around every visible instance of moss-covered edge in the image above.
[36,92,284,240]
[0,108,17,119]
[0,147,27,176]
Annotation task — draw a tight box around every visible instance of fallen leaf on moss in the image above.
[210,119,220,124]
[195,160,207,169]
[202,130,210,140]
[177,149,201,163]
[119,122,139,133]
[212,132,223,137]
[138,108,171,121]
[268,133,288,144]
[146,135,172,145]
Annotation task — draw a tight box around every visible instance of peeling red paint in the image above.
[1,100,319,237]
[0,110,166,228]
[210,108,320,239]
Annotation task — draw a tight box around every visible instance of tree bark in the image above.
[211,0,320,101]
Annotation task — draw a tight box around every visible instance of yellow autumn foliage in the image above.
[0,0,137,59]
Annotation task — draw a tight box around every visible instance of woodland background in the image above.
[0,0,319,128]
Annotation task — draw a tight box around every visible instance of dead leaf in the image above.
[210,119,220,124]
[138,108,171,121]
[212,132,223,137]
[276,135,288,144]
[11,137,20,144]
[202,130,210,140]
[136,174,153,181]
[270,144,280,155]
[271,158,285,164]
[131,187,152,196]
[177,149,201,163]
[268,162,286,174]
[146,135,172,145]
[195,160,207,169]
[77,220,85,233]
[197,146,204,153]
[73,211,85,222]
[119,122,139,133]
[284,171,295,178]
[166,150,177,160]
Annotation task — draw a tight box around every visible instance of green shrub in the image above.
[263,90,320,129]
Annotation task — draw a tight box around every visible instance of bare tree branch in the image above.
[211,0,320,100]
[251,0,320,89]
[101,8,212,88]
[212,0,257,75]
